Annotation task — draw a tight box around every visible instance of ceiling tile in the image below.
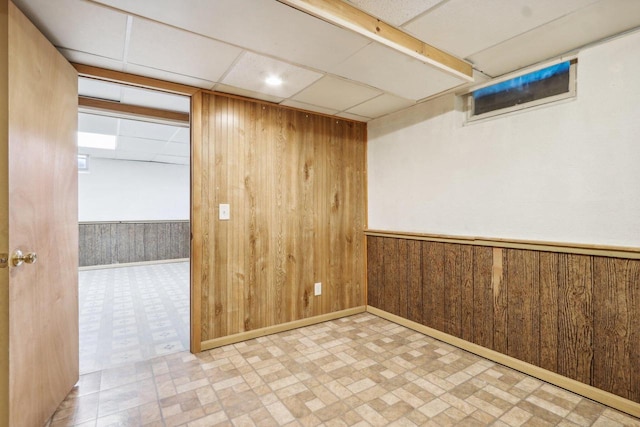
[124,64,215,90]
[78,113,119,135]
[280,100,339,116]
[127,17,243,82]
[78,147,118,159]
[336,112,371,122]
[115,151,157,162]
[79,78,122,102]
[118,119,180,141]
[154,155,190,165]
[221,52,323,98]
[330,43,467,101]
[403,0,600,59]
[117,136,167,153]
[162,142,190,157]
[468,0,640,76]
[346,0,445,26]
[346,94,414,118]
[58,48,125,72]
[291,76,382,112]
[13,0,127,60]
[170,128,190,144]
[121,86,190,113]
[213,84,284,104]
[90,0,371,71]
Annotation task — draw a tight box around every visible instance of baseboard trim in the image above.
[366,306,640,419]
[79,258,189,271]
[200,306,367,351]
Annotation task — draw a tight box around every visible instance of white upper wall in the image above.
[79,158,189,221]
[367,29,640,247]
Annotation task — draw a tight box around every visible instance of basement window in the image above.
[78,154,89,173]
[467,59,576,121]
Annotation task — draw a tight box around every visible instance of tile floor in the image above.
[79,262,190,373]
[52,313,639,426]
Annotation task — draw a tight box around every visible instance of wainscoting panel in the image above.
[79,221,189,266]
[366,234,640,406]
[192,93,366,349]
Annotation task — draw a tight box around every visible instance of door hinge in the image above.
[0,253,7,268]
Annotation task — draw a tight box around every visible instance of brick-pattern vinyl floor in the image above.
[52,313,640,426]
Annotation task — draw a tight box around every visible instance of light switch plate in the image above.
[314,282,322,296]
[219,204,230,220]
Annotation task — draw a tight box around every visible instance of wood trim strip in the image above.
[190,91,203,354]
[276,0,472,80]
[365,229,640,260]
[73,63,200,96]
[366,306,640,419]
[79,97,189,125]
[200,306,366,351]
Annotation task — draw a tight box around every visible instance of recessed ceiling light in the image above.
[265,75,283,86]
[77,132,117,150]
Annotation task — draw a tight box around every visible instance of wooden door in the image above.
[1,2,79,426]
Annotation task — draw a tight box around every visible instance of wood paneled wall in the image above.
[192,92,366,348]
[79,221,189,266]
[367,235,640,404]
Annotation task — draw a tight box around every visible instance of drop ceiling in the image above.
[13,0,640,123]
[78,78,190,165]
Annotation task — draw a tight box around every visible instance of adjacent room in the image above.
[2,0,640,426]
[77,78,191,373]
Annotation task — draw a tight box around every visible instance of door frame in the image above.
[74,64,202,352]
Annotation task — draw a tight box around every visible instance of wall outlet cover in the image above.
[314,282,322,296]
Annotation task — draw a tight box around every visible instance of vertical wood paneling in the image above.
[558,254,593,384]
[78,222,189,266]
[444,243,461,336]
[406,240,422,324]
[397,239,409,318]
[473,246,494,348]
[539,252,559,372]
[505,249,540,365]
[422,242,445,331]
[593,258,640,402]
[460,245,474,342]
[365,235,640,404]
[383,238,401,316]
[492,248,507,354]
[367,237,383,309]
[192,93,366,343]
[190,91,204,352]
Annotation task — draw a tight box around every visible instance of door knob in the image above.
[12,250,37,267]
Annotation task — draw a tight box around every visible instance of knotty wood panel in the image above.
[505,249,540,365]
[192,93,366,343]
[366,235,640,405]
[366,236,384,309]
[383,238,401,317]
[422,242,445,331]
[79,221,189,266]
[406,240,422,324]
[492,248,507,354]
[473,247,494,348]
[558,254,593,385]
[539,251,559,372]
[593,258,640,402]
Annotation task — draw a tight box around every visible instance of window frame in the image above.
[465,59,577,123]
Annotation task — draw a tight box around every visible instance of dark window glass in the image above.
[472,61,571,116]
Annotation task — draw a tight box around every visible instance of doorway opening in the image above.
[76,77,191,374]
